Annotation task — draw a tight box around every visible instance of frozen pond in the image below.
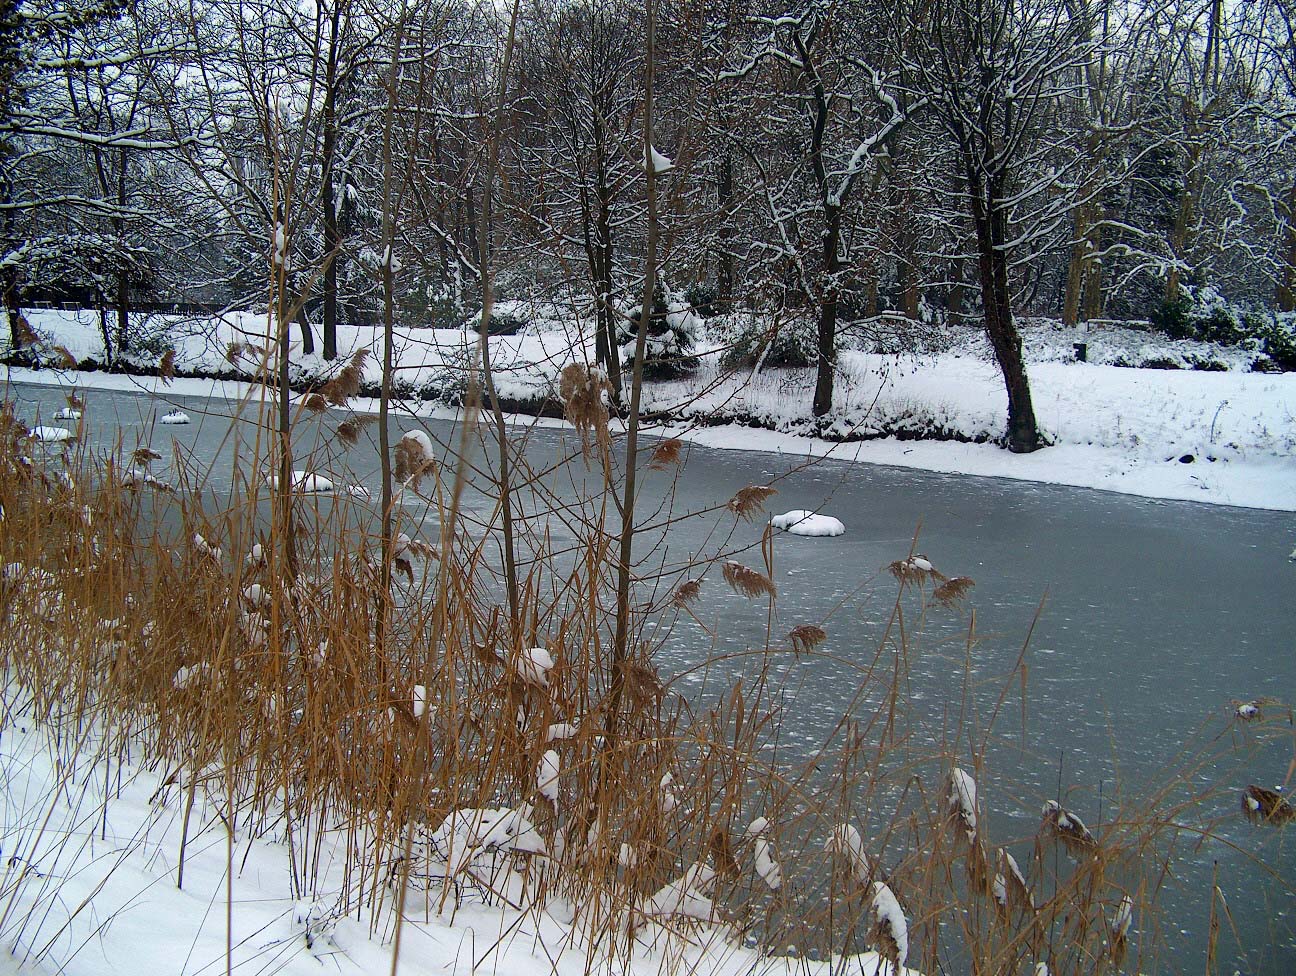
[8,377,1295,973]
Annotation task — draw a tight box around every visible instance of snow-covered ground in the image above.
[0,689,912,976]
[6,307,1295,511]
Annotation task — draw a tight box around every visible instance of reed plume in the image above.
[335,416,375,446]
[158,349,177,383]
[558,363,610,455]
[394,430,436,490]
[1241,785,1296,824]
[321,349,368,406]
[1042,800,1097,856]
[788,623,826,655]
[671,577,702,608]
[722,560,775,599]
[726,485,776,521]
[648,437,682,470]
[934,575,975,606]
[888,553,946,586]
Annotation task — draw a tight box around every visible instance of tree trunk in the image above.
[1166,138,1203,302]
[464,186,479,273]
[716,153,734,306]
[972,179,1040,453]
[296,301,314,356]
[113,147,129,358]
[1277,179,1296,312]
[1065,194,1104,326]
[812,204,841,418]
[897,188,920,319]
[115,270,129,358]
[1,166,20,353]
[1080,213,1104,322]
[1062,215,1085,327]
[320,1,342,360]
[899,249,920,320]
[2,270,20,354]
[595,185,621,400]
[590,119,622,402]
[99,307,113,365]
[946,252,964,322]
[321,100,339,359]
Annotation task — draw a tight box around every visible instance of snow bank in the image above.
[1,703,928,976]
[771,509,846,536]
[9,309,1295,510]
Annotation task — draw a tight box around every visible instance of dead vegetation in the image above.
[0,385,1290,976]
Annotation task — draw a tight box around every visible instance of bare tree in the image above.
[1,0,200,356]
[513,0,646,399]
[720,1,919,416]
[904,0,1096,452]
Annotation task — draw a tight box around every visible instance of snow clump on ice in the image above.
[771,510,845,537]
[29,425,71,443]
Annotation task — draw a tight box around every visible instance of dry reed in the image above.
[726,484,776,521]
[648,437,682,470]
[722,560,776,599]
[671,577,702,608]
[0,384,1287,976]
[558,363,610,455]
[1241,785,1296,824]
[320,349,369,406]
[787,623,826,655]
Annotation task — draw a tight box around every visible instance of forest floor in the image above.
[6,307,1295,510]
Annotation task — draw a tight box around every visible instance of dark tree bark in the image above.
[113,147,129,357]
[716,152,734,306]
[946,253,965,322]
[577,112,622,402]
[296,300,314,356]
[897,190,920,320]
[813,203,841,417]
[319,0,344,360]
[796,29,840,419]
[969,168,1040,453]
[0,0,22,352]
[1277,180,1296,312]
[2,268,19,353]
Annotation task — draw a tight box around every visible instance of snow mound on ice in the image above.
[29,426,71,443]
[770,510,845,537]
[265,470,334,493]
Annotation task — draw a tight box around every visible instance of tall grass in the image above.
[0,386,1291,976]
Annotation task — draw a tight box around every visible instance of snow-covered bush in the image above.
[618,284,699,379]
[1150,286,1254,347]
[119,314,179,360]
[684,282,721,318]
[418,337,476,403]
[401,278,466,329]
[1148,288,1296,370]
[716,311,816,370]
[1257,314,1296,372]
[484,308,528,336]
